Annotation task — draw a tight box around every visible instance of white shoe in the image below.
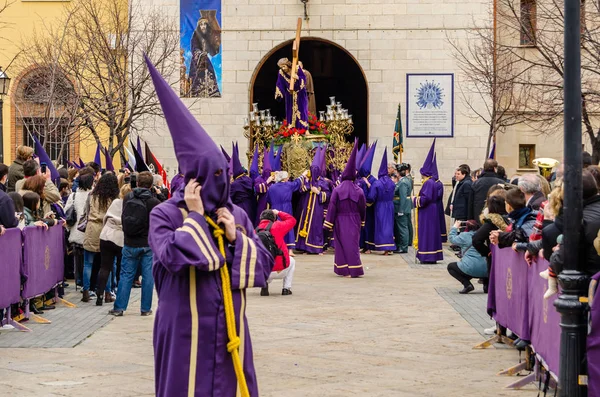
[89,291,97,298]
[1,324,15,330]
[540,269,550,280]
[484,326,497,335]
[544,277,558,299]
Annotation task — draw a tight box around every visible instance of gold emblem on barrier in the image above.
[506,267,513,299]
[44,245,51,271]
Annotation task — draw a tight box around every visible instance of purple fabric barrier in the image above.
[21,223,65,299]
[587,272,600,396]
[528,257,561,377]
[0,228,23,309]
[487,246,530,340]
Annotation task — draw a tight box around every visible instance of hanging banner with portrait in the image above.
[180,0,222,98]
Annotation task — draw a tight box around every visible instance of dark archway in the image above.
[250,38,368,145]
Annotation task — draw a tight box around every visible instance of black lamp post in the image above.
[0,67,10,164]
[554,0,588,396]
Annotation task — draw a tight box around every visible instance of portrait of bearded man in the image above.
[189,10,221,98]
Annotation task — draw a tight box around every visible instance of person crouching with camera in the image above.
[447,220,488,294]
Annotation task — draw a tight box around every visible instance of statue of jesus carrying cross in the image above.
[274,18,310,130]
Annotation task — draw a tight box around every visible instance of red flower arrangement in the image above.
[273,112,329,144]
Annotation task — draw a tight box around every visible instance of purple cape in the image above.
[295,178,330,253]
[267,177,303,247]
[231,175,256,225]
[367,175,396,251]
[413,178,444,262]
[325,181,366,277]
[275,67,309,129]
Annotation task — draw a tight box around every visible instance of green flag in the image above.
[393,103,403,163]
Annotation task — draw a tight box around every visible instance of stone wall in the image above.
[138,0,495,181]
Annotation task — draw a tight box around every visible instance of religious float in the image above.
[243,18,355,178]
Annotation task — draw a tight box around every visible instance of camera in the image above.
[130,174,137,188]
[40,162,47,175]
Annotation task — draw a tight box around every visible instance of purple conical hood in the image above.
[33,135,60,182]
[249,144,259,181]
[94,144,102,168]
[419,139,436,177]
[320,144,327,177]
[145,55,231,213]
[431,153,439,180]
[342,142,358,181]
[378,147,389,179]
[232,142,245,178]
[262,147,272,178]
[273,147,283,172]
[358,141,377,178]
[310,147,322,183]
[103,147,115,172]
[356,144,366,169]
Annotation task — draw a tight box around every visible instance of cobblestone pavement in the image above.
[0,250,539,396]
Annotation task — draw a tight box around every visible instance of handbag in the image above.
[65,192,77,226]
[77,195,91,233]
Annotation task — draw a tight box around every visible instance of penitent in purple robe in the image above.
[412,178,444,263]
[295,178,330,254]
[358,177,376,250]
[325,182,366,277]
[149,201,273,397]
[254,176,271,226]
[367,176,396,251]
[267,177,303,248]
[231,175,256,227]
[275,67,310,129]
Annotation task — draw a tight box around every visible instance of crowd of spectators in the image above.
[0,145,171,326]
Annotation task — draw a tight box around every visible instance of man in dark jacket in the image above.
[518,173,545,210]
[469,159,506,221]
[0,163,8,192]
[0,189,18,229]
[446,164,472,221]
[110,171,161,317]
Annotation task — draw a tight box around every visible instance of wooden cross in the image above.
[289,18,303,91]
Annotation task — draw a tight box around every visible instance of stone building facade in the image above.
[138,0,564,181]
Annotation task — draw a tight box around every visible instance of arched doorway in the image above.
[250,38,368,145]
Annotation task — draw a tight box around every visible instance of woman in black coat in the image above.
[471,194,509,292]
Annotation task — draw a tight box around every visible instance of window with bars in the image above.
[520,0,537,46]
[22,118,71,165]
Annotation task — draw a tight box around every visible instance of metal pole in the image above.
[554,1,588,396]
[0,98,4,164]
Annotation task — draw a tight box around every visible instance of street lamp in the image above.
[555,1,587,396]
[0,67,10,164]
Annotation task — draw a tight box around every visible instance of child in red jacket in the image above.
[257,209,297,296]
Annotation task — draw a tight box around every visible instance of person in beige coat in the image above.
[82,172,119,302]
[95,183,131,306]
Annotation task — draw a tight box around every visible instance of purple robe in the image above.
[325,181,366,277]
[436,180,447,243]
[358,177,376,250]
[267,177,303,248]
[275,67,310,130]
[367,176,396,251]
[231,175,256,226]
[254,177,271,226]
[149,201,273,397]
[412,178,444,263]
[295,178,330,253]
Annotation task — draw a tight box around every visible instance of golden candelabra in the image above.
[322,97,354,173]
[243,103,280,169]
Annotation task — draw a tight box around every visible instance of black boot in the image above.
[260,286,269,296]
[96,293,103,306]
